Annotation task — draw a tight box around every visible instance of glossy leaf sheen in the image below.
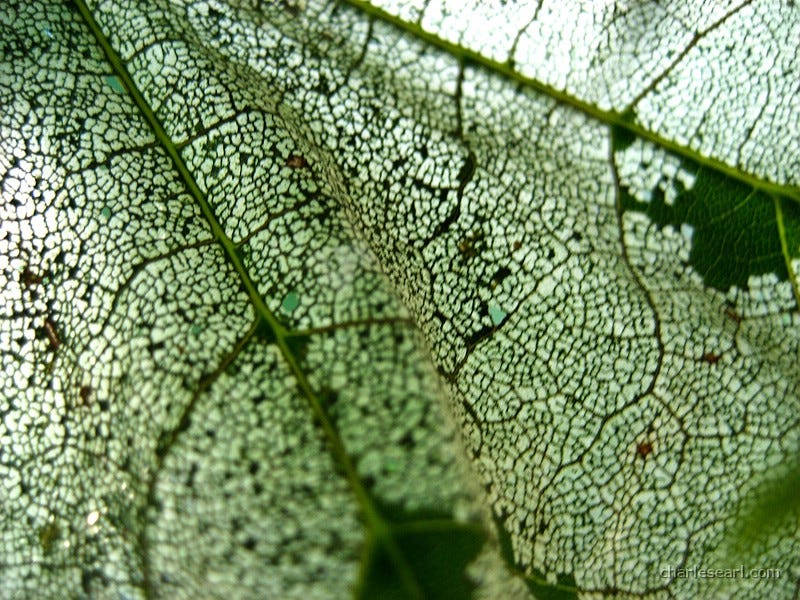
[1,0,799,598]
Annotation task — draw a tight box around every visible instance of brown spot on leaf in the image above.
[702,352,721,364]
[458,231,483,260]
[21,266,43,287]
[43,319,61,351]
[38,521,60,555]
[458,239,474,257]
[636,441,653,458]
[724,306,742,323]
[286,154,309,169]
[79,385,93,405]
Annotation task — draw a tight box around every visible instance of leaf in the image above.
[1,0,799,599]
[0,1,491,597]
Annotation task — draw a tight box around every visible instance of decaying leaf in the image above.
[1,0,799,598]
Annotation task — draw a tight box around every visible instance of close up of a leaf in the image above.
[1,0,799,598]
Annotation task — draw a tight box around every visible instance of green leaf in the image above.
[615,135,790,292]
[2,0,799,598]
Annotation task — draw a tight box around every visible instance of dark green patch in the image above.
[621,160,789,291]
[284,333,310,362]
[779,196,800,264]
[233,242,251,266]
[611,121,637,152]
[456,151,476,187]
[254,315,277,344]
[729,456,800,555]
[315,385,339,413]
[358,517,485,600]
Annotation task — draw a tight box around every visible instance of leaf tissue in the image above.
[1,0,798,598]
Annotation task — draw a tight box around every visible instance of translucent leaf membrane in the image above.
[2,0,799,598]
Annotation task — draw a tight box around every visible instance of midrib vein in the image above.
[72,1,422,597]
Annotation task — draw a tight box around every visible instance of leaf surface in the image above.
[1,0,799,598]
